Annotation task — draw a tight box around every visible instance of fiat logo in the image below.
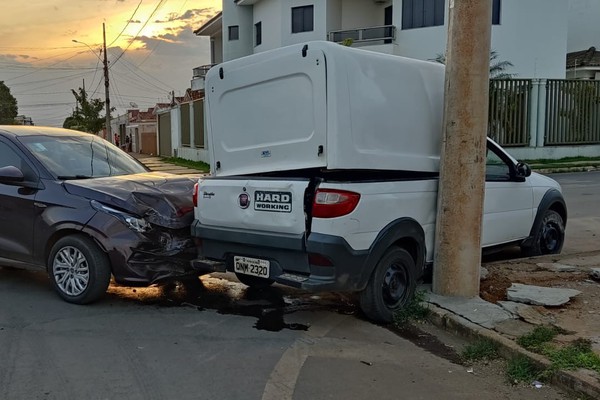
[238,193,250,209]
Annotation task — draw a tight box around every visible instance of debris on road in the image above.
[506,283,581,306]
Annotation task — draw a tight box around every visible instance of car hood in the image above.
[63,172,198,229]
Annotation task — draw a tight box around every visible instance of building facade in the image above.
[196,0,570,79]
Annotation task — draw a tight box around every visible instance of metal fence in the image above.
[488,79,532,147]
[545,79,600,145]
[328,25,396,44]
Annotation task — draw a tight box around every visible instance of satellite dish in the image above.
[129,102,138,108]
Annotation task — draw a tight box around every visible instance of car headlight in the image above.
[90,200,151,233]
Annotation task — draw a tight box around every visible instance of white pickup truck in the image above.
[191,41,567,322]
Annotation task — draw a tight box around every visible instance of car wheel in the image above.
[522,209,565,257]
[235,273,274,289]
[359,246,417,323]
[48,235,111,304]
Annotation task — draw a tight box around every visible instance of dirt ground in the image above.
[481,251,600,353]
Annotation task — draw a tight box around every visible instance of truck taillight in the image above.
[193,183,199,207]
[312,189,360,218]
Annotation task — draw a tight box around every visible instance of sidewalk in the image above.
[423,251,600,398]
[130,153,207,175]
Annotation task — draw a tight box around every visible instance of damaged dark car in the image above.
[0,126,199,304]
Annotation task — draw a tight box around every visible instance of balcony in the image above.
[328,25,396,46]
[193,64,216,79]
[191,64,216,91]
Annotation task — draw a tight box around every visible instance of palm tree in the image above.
[431,50,515,79]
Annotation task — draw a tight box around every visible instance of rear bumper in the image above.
[191,221,370,292]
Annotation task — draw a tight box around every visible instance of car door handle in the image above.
[34,202,47,208]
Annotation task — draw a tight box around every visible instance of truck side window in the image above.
[485,145,511,181]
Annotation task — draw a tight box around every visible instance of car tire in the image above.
[48,235,111,304]
[359,246,417,323]
[235,273,274,289]
[521,209,565,257]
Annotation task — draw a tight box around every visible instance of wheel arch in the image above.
[358,217,426,291]
[522,188,567,248]
[45,228,108,272]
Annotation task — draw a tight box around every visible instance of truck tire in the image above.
[48,235,111,304]
[359,246,417,323]
[521,209,565,257]
[235,273,274,289]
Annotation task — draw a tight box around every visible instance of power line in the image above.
[110,0,168,68]
[116,55,173,91]
[5,51,90,83]
[108,0,144,48]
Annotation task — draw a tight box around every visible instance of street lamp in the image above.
[72,23,111,139]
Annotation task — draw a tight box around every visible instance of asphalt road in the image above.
[2,170,597,400]
[550,170,600,254]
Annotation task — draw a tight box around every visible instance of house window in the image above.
[492,0,501,25]
[255,22,262,46]
[402,0,445,30]
[292,5,314,33]
[228,25,239,41]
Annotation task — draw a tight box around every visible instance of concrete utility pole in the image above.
[432,0,492,297]
[103,23,111,139]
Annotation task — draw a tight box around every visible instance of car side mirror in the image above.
[515,162,532,178]
[0,165,24,184]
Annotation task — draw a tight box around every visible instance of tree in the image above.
[0,81,18,125]
[431,50,515,79]
[63,87,105,133]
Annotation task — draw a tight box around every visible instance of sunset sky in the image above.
[0,0,221,126]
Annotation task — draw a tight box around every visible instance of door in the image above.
[384,6,393,44]
[482,141,534,246]
[0,139,39,263]
[207,45,327,176]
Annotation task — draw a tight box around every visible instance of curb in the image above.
[533,165,600,174]
[425,303,600,399]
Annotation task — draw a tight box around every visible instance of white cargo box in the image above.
[204,41,445,176]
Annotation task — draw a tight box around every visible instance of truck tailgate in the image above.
[195,177,310,235]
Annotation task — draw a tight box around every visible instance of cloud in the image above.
[154,8,215,23]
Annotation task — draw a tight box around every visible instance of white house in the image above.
[195,0,569,80]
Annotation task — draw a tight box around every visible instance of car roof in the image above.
[0,125,94,138]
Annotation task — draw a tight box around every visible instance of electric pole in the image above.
[432,0,492,297]
[103,23,111,140]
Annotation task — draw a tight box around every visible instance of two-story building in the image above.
[194,0,569,83]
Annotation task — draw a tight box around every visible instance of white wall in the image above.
[326,0,342,33]
[254,0,282,52]
[222,0,254,61]
[393,0,568,79]
[170,108,181,151]
[281,1,329,47]
[340,0,389,29]
[568,0,600,52]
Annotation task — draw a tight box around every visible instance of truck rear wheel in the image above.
[359,247,417,323]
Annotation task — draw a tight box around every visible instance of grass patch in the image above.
[543,339,600,375]
[393,290,430,325]
[515,327,600,379]
[523,156,600,165]
[462,338,500,362]
[516,325,564,352]
[161,157,210,172]
[506,355,541,384]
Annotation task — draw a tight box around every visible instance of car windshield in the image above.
[18,135,147,179]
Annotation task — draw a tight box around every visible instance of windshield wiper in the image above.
[57,175,93,180]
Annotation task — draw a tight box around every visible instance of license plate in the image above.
[233,256,270,278]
